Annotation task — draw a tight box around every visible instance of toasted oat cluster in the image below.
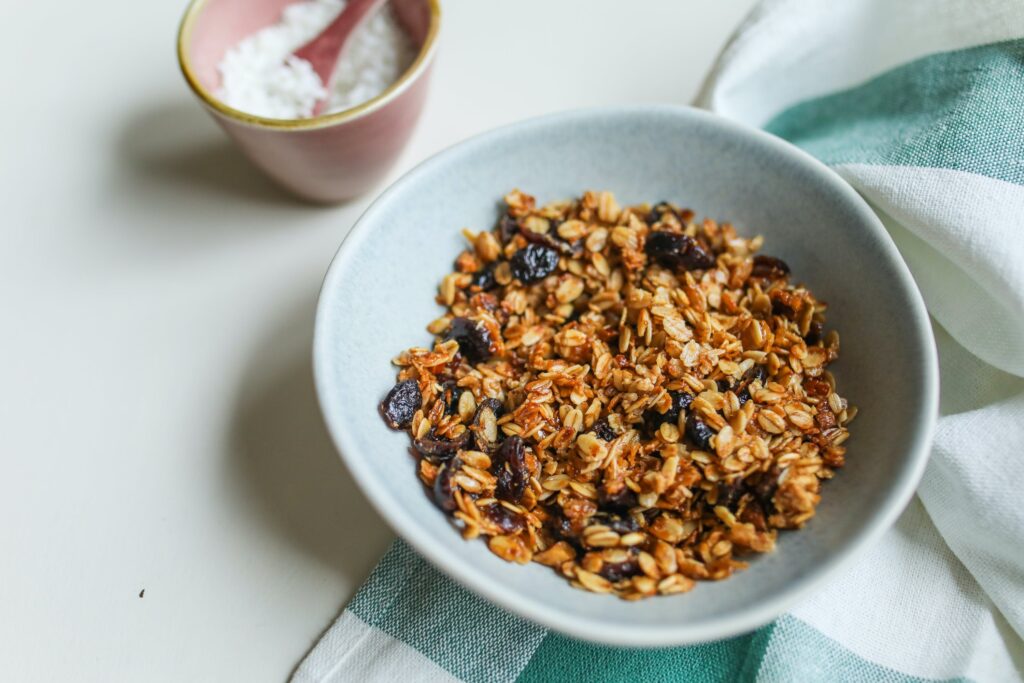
[379,190,854,599]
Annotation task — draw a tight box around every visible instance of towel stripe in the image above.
[516,623,775,683]
[516,616,967,683]
[346,542,546,683]
[763,39,1024,186]
[327,540,979,683]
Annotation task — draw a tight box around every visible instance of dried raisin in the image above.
[379,379,421,430]
[642,391,694,435]
[510,244,559,284]
[644,231,715,270]
[685,412,714,451]
[751,255,790,279]
[444,317,494,363]
[492,435,529,502]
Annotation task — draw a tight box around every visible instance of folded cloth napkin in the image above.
[294,1,1024,680]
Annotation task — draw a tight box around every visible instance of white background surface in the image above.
[0,1,754,680]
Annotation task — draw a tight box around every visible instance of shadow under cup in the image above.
[177,0,439,203]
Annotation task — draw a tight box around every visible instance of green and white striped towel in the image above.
[295,1,1024,680]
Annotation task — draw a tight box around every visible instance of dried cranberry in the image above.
[644,231,715,270]
[740,500,769,531]
[591,418,617,441]
[750,472,779,511]
[469,262,498,292]
[491,435,529,502]
[816,404,837,431]
[804,320,824,345]
[438,381,462,416]
[510,244,559,284]
[804,377,831,397]
[599,486,638,513]
[685,413,714,451]
[598,557,641,582]
[642,390,694,435]
[594,511,639,534]
[433,460,458,511]
[546,506,576,540]
[413,430,470,462]
[771,298,795,317]
[670,390,695,413]
[769,290,800,320]
[498,214,519,243]
[545,506,585,554]
[483,504,525,534]
[717,480,744,508]
[443,317,494,363]
[379,379,421,430]
[735,364,768,405]
[751,255,791,279]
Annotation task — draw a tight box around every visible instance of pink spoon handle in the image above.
[292,0,389,115]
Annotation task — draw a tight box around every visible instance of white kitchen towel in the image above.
[295,1,1024,680]
[695,0,1024,646]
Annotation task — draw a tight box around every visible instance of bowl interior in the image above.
[182,0,433,93]
[314,106,936,644]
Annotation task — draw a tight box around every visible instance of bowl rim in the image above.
[176,0,441,131]
[312,104,939,646]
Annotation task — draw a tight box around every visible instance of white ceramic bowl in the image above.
[313,106,938,646]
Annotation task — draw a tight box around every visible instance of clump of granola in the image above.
[378,190,855,599]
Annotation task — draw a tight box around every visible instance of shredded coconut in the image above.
[217,0,416,120]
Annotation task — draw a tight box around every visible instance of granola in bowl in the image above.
[379,189,854,599]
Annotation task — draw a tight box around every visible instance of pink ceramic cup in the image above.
[177,0,439,203]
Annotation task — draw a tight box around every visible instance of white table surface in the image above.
[0,1,754,679]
